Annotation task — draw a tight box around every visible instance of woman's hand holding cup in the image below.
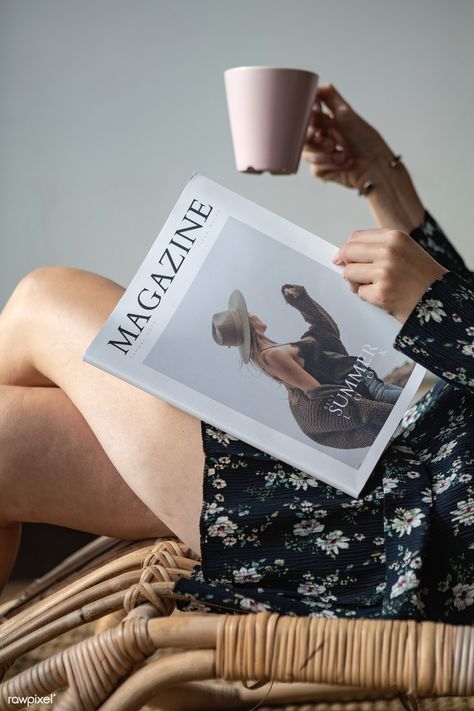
[302,84,393,189]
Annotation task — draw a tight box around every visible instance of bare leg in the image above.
[0,384,174,592]
[0,268,205,560]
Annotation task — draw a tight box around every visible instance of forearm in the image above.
[361,147,425,233]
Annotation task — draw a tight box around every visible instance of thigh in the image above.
[1,384,177,542]
[1,268,205,554]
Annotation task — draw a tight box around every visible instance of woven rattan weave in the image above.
[0,536,472,710]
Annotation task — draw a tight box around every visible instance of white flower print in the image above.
[223,536,238,548]
[391,508,425,537]
[293,519,325,537]
[442,370,457,381]
[450,499,474,527]
[433,475,455,496]
[383,477,398,493]
[421,488,433,504]
[316,609,337,618]
[416,298,446,324]
[422,220,435,236]
[390,570,419,599]
[418,448,432,462]
[264,471,286,486]
[317,530,350,556]
[233,566,263,584]
[431,441,456,463]
[466,326,474,337]
[239,597,270,612]
[461,342,474,357]
[451,583,474,610]
[212,478,227,489]
[206,502,224,516]
[206,427,237,445]
[182,601,213,613]
[297,581,326,597]
[288,472,318,490]
[208,516,238,538]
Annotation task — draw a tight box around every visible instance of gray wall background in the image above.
[1,0,473,309]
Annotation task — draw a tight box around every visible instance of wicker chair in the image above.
[0,536,473,711]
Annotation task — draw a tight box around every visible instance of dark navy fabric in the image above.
[174,213,474,623]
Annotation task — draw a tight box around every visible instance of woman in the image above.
[0,86,472,624]
[211,283,402,449]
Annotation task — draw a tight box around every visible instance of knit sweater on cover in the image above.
[280,285,393,449]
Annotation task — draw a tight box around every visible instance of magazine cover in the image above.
[84,173,426,497]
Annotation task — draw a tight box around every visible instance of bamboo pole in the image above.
[0,570,141,648]
[0,536,125,620]
[143,681,395,711]
[0,583,175,668]
[97,651,216,711]
[0,546,155,640]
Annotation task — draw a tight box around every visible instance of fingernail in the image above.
[332,251,342,264]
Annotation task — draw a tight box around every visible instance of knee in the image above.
[4,267,96,328]
[10,267,80,308]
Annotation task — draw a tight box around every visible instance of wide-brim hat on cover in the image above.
[211,289,251,363]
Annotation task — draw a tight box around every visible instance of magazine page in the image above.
[84,173,426,497]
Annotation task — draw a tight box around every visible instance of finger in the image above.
[317,83,352,114]
[307,110,334,132]
[327,125,349,151]
[308,164,338,180]
[357,283,379,306]
[335,241,381,264]
[343,263,375,284]
[306,115,347,153]
[303,132,335,154]
[301,148,351,167]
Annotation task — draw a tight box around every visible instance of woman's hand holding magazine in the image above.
[333,228,448,324]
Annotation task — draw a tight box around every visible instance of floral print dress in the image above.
[174,212,474,624]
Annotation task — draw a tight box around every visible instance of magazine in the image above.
[84,173,426,497]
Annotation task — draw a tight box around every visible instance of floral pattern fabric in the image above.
[174,212,474,624]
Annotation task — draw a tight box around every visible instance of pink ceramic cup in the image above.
[224,66,319,174]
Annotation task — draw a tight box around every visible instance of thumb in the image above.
[317,83,351,114]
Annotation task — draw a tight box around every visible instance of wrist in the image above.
[358,142,395,183]
[357,144,399,189]
[397,265,449,324]
[358,155,425,233]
